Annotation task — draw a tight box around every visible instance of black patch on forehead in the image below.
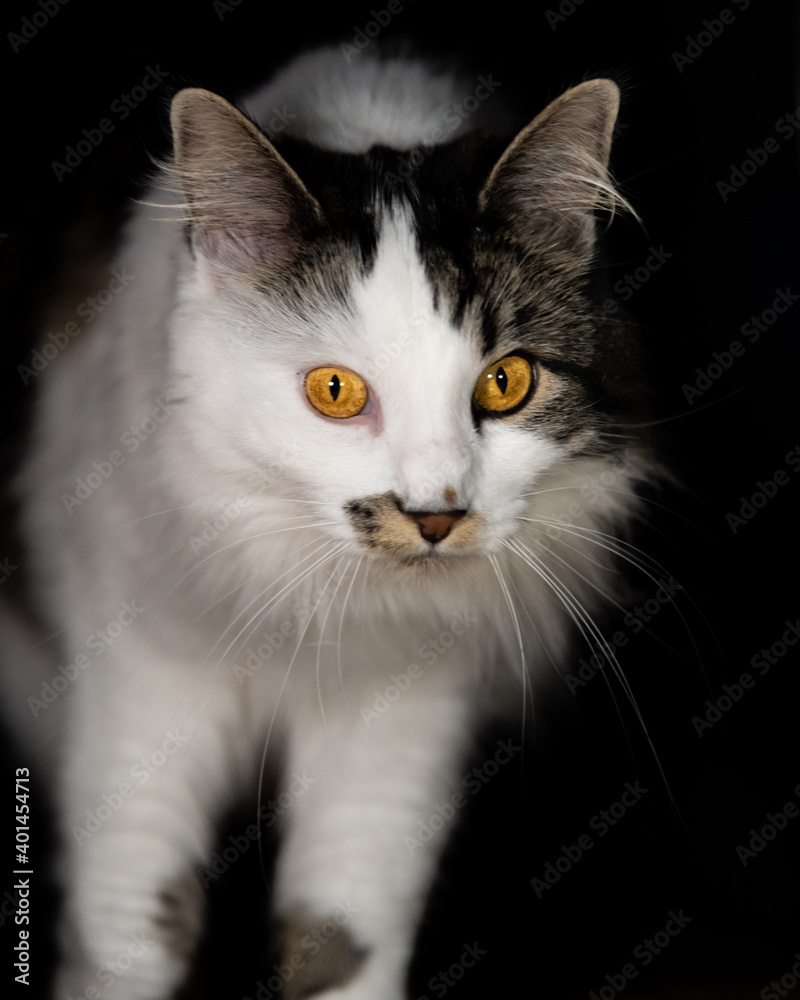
[392,134,507,311]
[271,138,384,270]
[274,134,500,272]
[477,298,500,354]
[272,133,505,335]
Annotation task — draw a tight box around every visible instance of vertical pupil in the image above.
[328,374,341,401]
[496,366,508,394]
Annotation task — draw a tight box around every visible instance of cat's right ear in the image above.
[169,88,324,276]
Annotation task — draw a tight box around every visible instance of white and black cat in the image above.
[3,45,657,999]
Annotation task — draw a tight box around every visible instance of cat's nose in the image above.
[405,509,467,544]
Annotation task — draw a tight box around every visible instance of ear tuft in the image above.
[479,79,630,257]
[169,88,323,275]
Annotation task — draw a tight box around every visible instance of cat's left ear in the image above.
[478,79,625,258]
[169,88,324,276]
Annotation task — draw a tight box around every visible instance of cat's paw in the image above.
[276,906,409,1000]
[56,865,205,1000]
[152,874,206,965]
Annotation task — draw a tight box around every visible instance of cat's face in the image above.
[167,81,647,571]
[172,213,555,567]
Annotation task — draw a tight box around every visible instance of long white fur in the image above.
[4,47,644,1000]
[242,47,507,152]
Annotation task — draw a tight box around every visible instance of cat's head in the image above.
[164,70,652,573]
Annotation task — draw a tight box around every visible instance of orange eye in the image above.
[304,367,368,419]
[473,355,532,413]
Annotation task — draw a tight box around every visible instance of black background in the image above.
[1,1,799,997]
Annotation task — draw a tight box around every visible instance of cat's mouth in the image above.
[344,492,483,561]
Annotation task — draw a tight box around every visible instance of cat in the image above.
[3,43,657,1000]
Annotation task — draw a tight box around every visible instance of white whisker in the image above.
[312,554,352,739]
[187,533,329,626]
[336,555,364,706]
[522,514,707,672]
[143,520,340,644]
[506,536,683,820]
[488,553,529,733]
[211,541,350,668]
[95,498,339,541]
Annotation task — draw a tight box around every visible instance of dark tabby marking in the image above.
[279,906,368,999]
[155,875,205,961]
[345,491,484,559]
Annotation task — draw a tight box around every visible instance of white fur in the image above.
[3,48,644,1000]
[242,47,506,152]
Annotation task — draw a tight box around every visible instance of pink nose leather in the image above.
[407,510,466,544]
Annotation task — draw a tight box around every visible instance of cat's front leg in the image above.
[54,660,249,1000]
[272,686,473,1000]
[56,830,205,1000]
